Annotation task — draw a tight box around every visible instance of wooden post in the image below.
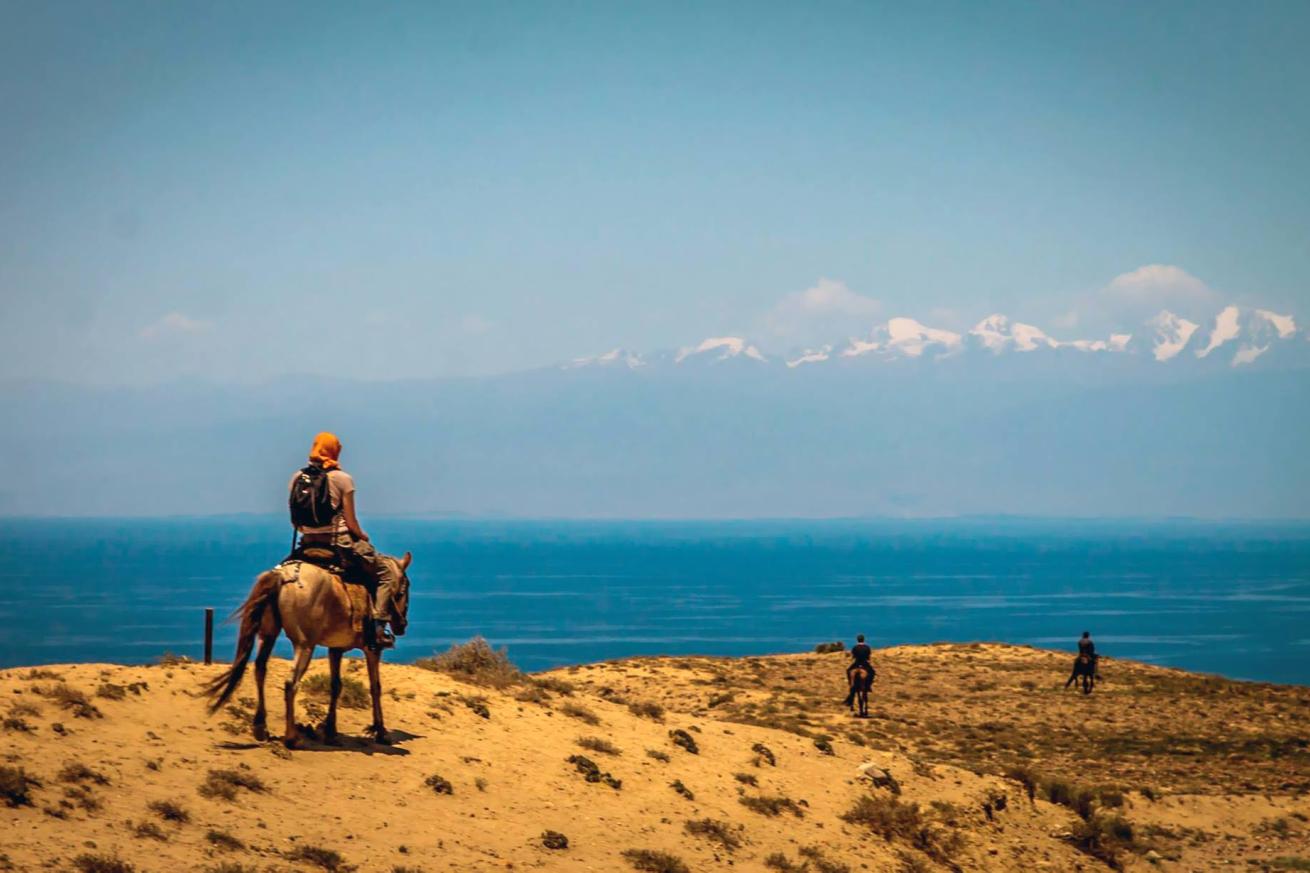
[204,607,214,665]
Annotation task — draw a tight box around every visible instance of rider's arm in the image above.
[341,491,368,541]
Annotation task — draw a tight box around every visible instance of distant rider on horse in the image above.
[842,634,875,706]
[1078,631,1098,676]
[289,432,401,650]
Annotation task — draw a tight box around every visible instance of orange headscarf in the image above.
[309,432,342,470]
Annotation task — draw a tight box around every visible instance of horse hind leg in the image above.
[323,648,344,744]
[364,647,388,744]
[283,644,315,748]
[251,635,276,742]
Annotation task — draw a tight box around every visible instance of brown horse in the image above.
[848,664,874,717]
[1064,652,1096,694]
[203,552,411,747]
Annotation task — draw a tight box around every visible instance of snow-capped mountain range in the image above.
[564,305,1303,371]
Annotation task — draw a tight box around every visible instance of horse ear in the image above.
[400,551,412,570]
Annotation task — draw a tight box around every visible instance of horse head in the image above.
[389,551,413,634]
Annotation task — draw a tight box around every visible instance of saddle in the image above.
[277,547,374,636]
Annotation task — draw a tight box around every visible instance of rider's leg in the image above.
[349,539,398,629]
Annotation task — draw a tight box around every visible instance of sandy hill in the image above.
[0,643,1307,873]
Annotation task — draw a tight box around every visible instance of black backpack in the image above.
[289,464,337,528]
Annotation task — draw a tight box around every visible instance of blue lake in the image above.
[1,517,1307,684]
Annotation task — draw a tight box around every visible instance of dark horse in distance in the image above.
[1064,653,1097,694]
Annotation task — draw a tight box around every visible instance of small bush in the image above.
[561,703,600,726]
[532,676,576,696]
[645,749,670,763]
[24,668,63,681]
[707,692,735,708]
[148,798,189,822]
[3,717,34,733]
[814,641,845,654]
[460,696,491,719]
[206,829,245,851]
[566,755,621,790]
[734,772,758,787]
[38,684,102,718]
[740,794,803,818]
[205,864,258,873]
[9,701,41,717]
[134,820,168,841]
[765,853,805,872]
[0,766,39,807]
[668,729,699,754]
[425,774,453,795]
[301,674,370,709]
[814,738,834,755]
[752,742,776,766]
[842,796,959,863]
[72,854,135,873]
[684,818,742,850]
[285,844,353,872]
[576,736,621,756]
[671,780,695,800]
[60,762,110,786]
[628,701,665,721]
[156,652,193,666]
[541,830,569,849]
[514,685,551,704]
[414,637,521,688]
[95,683,128,701]
[799,845,852,873]
[1006,766,1038,802]
[1069,812,1135,867]
[622,849,691,873]
[198,768,266,801]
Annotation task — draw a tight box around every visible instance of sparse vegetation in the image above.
[813,737,834,755]
[72,854,135,873]
[576,736,621,755]
[670,779,695,800]
[764,853,806,872]
[156,652,193,666]
[460,695,491,719]
[425,774,453,795]
[95,683,127,700]
[740,794,804,818]
[799,845,851,873]
[751,742,776,766]
[134,820,168,841]
[734,772,758,787]
[1069,812,1136,868]
[205,864,258,873]
[206,829,245,851]
[567,755,621,789]
[301,673,370,709]
[668,728,698,754]
[684,818,742,850]
[841,796,960,864]
[414,637,521,688]
[3,717,34,733]
[541,830,569,849]
[645,749,670,762]
[198,768,266,801]
[24,668,63,681]
[560,703,601,725]
[284,844,353,872]
[148,798,189,822]
[621,849,690,873]
[627,700,665,721]
[37,684,102,718]
[59,762,110,785]
[0,766,39,807]
[814,641,845,654]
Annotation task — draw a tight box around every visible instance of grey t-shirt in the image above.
[289,468,355,540]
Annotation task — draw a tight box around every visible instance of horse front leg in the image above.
[252,635,276,742]
[364,647,388,744]
[283,644,315,748]
[323,648,344,744]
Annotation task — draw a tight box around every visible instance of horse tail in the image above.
[202,569,283,714]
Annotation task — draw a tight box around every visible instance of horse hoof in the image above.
[283,736,299,750]
[252,723,268,742]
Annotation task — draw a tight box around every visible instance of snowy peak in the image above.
[562,348,646,370]
[969,314,1128,354]
[1149,311,1200,362]
[675,336,768,364]
[840,317,962,360]
[1191,306,1299,367]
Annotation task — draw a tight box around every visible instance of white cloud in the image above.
[1104,264,1214,300]
[764,278,880,343]
[138,312,210,340]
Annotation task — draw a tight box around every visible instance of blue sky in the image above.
[2,0,1307,383]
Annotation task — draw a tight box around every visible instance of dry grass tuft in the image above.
[841,796,961,864]
[37,684,102,718]
[739,794,804,818]
[133,820,168,841]
[668,729,699,754]
[425,774,453,795]
[566,755,621,790]
[561,703,601,725]
[645,749,670,763]
[206,829,245,851]
[284,844,354,872]
[301,674,370,709]
[684,818,742,850]
[72,854,135,873]
[627,700,665,721]
[59,762,110,786]
[541,830,569,849]
[147,798,189,822]
[414,637,521,688]
[576,736,621,756]
[198,768,266,802]
[0,766,39,807]
[622,848,691,873]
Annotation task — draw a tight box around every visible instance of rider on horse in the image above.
[842,634,875,706]
[1078,630,1098,676]
[289,432,401,650]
